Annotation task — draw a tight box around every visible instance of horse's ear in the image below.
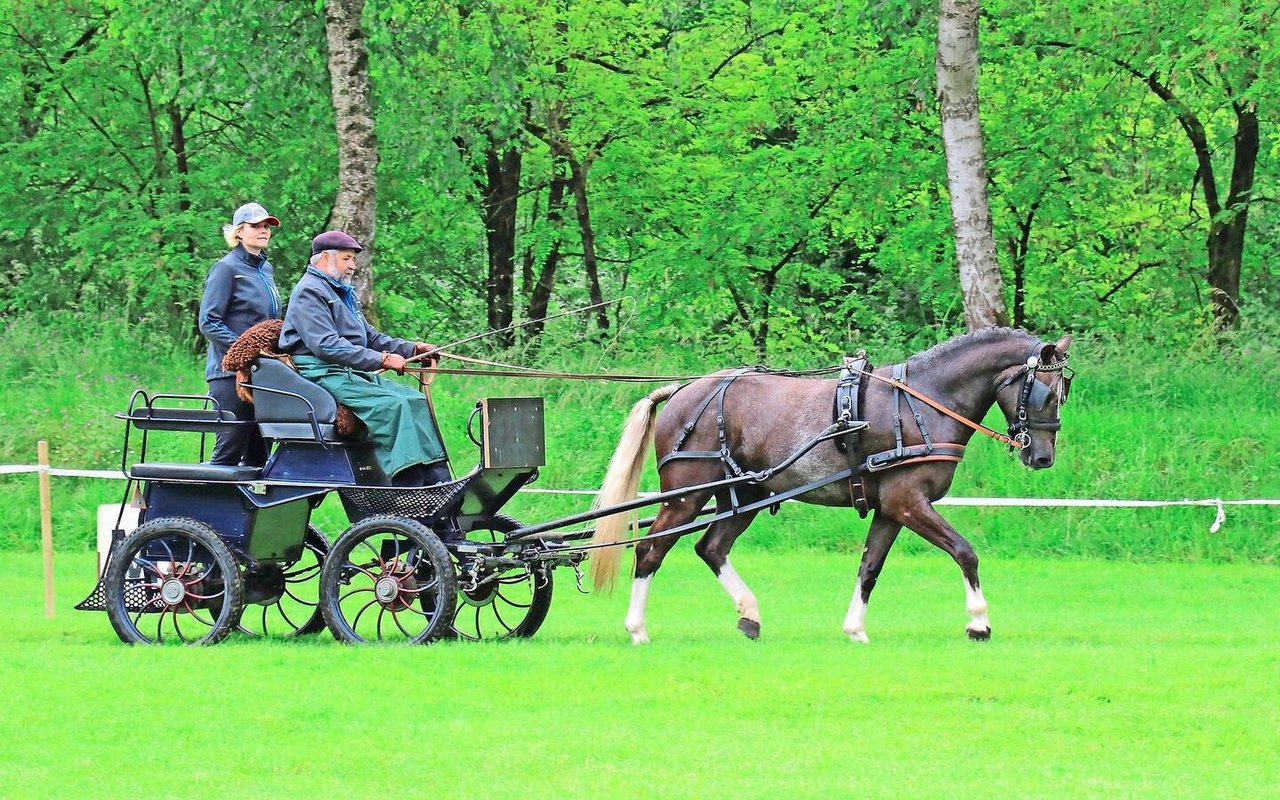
[1053,335,1073,357]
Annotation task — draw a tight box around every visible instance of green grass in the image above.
[1,549,1276,798]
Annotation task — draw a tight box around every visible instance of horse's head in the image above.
[994,335,1073,469]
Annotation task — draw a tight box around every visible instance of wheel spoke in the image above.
[356,538,387,572]
[274,603,300,631]
[494,588,533,610]
[390,607,416,638]
[349,597,378,631]
[491,602,513,633]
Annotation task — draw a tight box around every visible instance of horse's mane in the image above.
[908,327,1035,371]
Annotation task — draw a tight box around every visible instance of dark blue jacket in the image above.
[278,267,415,372]
[199,245,282,380]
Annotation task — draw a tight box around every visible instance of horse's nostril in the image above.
[1034,455,1053,468]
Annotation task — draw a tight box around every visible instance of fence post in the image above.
[38,440,55,618]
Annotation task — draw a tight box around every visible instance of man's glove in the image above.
[381,352,407,375]
[413,342,439,366]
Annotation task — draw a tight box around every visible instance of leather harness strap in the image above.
[859,366,1023,449]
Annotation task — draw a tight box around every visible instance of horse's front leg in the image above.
[886,495,991,640]
[843,512,902,643]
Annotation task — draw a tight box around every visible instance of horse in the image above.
[589,327,1073,643]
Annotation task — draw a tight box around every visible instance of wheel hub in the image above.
[160,578,186,605]
[374,576,400,603]
[375,571,418,611]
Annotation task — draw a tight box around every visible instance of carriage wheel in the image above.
[449,514,554,641]
[320,515,456,644]
[235,526,329,638]
[104,517,243,646]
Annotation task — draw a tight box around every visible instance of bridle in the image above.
[995,341,1074,450]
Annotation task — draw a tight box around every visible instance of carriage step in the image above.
[130,463,263,482]
[76,577,167,613]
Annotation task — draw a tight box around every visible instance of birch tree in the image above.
[324,0,378,307]
[937,0,1009,329]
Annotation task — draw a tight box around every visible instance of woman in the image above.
[198,202,283,466]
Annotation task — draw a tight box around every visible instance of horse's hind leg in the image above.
[626,489,711,644]
[843,512,902,643]
[693,492,764,640]
[887,496,991,640]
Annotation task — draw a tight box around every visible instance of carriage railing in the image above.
[116,389,248,476]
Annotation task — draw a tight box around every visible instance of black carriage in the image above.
[77,358,584,645]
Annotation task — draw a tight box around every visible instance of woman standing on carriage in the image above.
[198,202,283,466]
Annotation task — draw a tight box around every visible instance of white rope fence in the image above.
[7,442,1278,617]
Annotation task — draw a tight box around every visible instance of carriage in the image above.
[78,328,1073,646]
[76,357,585,645]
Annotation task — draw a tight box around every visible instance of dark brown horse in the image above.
[590,327,1072,643]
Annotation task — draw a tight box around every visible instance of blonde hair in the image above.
[222,223,244,249]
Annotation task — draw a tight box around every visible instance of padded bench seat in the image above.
[130,463,263,482]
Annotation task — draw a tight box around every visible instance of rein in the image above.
[858,369,1024,450]
[412,347,1069,453]
[406,352,844,383]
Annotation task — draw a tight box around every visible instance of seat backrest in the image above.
[248,358,338,424]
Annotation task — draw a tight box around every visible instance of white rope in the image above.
[2,463,1273,534]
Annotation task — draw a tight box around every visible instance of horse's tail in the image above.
[590,383,682,592]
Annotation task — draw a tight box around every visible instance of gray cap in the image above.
[232,202,280,227]
[311,230,363,254]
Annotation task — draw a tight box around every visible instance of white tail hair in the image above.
[589,383,681,592]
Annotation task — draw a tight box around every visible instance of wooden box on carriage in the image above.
[479,397,545,469]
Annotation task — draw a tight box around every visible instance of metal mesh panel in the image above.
[74,578,163,613]
[338,481,466,519]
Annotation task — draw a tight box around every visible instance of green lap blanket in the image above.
[293,356,445,479]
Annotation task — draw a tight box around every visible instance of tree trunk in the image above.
[526,154,570,339]
[1206,104,1257,329]
[569,157,608,334]
[484,142,522,345]
[323,0,378,309]
[936,0,1009,330]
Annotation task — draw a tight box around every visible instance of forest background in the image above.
[0,0,1277,558]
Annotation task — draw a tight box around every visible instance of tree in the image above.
[323,0,379,308]
[1033,0,1277,329]
[936,0,1009,330]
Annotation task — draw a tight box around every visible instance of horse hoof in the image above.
[628,630,650,645]
[737,618,761,640]
[966,626,991,641]
[846,630,870,644]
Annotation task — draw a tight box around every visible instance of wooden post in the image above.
[38,440,55,617]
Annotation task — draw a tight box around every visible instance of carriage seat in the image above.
[130,462,262,482]
[246,358,342,441]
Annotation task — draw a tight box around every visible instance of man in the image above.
[278,230,449,486]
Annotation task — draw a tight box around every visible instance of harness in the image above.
[834,353,874,517]
[654,340,1072,517]
[656,368,757,509]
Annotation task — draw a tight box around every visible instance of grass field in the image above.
[2,548,1276,799]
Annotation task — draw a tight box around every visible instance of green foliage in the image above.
[3,0,1278,354]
